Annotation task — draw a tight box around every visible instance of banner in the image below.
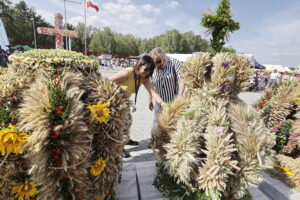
[0,18,9,50]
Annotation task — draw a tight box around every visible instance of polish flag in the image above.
[87,0,99,12]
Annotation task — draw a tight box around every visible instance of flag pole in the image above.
[84,0,87,55]
[63,0,69,50]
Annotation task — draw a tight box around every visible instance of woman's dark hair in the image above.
[134,55,155,78]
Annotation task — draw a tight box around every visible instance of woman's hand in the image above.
[143,78,166,109]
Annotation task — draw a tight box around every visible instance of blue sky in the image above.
[10,0,300,68]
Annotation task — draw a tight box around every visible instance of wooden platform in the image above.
[117,160,163,200]
[117,161,300,200]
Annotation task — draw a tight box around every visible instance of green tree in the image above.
[221,46,236,53]
[182,31,209,53]
[138,30,211,54]
[201,0,240,54]
[139,38,157,54]
[89,27,116,54]
[70,23,94,52]
[0,0,14,46]
[1,0,53,48]
[114,33,139,56]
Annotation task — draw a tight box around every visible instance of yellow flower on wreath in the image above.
[0,124,29,156]
[293,97,300,105]
[274,162,294,176]
[87,100,111,124]
[90,158,107,176]
[11,180,37,200]
[93,195,102,200]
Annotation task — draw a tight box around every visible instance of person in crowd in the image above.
[268,69,280,87]
[13,47,21,54]
[107,60,112,70]
[281,71,291,83]
[19,47,24,53]
[109,55,166,157]
[0,49,8,68]
[253,71,259,91]
[148,47,185,147]
[6,49,12,56]
[256,70,268,90]
[248,71,258,91]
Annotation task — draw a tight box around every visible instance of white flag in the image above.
[0,18,9,50]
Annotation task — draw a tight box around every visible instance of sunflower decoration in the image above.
[87,100,111,124]
[0,123,29,155]
[11,180,37,200]
[90,158,107,176]
[93,196,102,200]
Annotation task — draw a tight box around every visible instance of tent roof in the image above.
[264,64,292,72]
[11,45,32,51]
[166,53,194,62]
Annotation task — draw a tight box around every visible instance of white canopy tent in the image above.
[264,64,292,72]
[166,54,194,62]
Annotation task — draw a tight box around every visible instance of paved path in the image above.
[100,67,264,163]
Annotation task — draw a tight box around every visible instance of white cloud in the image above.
[117,0,131,4]
[142,4,161,15]
[167,1,179,9]
[230,3,300,68]
[68,16,84,25]
[65,0,202,38]
[79,1,162,37]
[35,9,55,25]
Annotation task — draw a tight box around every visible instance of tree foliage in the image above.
[1,0,53,48]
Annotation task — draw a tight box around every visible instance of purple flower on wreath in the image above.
[219,84,228,92]
[282,131,299,153]
[215,127,225,136]
[185,119,193,125]
[227,76,234,82]
[248,121,256,128]
[222,61,231,68]
[271,127,279,132]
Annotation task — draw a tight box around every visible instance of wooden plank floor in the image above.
[117,161,163,200]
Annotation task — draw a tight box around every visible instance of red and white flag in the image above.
[87,0,99,12]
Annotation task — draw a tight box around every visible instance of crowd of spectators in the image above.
[99,58,137,70]
[249,70,297,91]
[0,47,24,68]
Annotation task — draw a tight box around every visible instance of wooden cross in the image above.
[37,13,79,49]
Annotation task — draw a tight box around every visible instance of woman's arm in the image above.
[143,78,166,107]
[109,69,130,84]
[148,94,154,111]
[178,78,185,96]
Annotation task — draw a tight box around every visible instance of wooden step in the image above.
[117,161,163,200]
[248,186,271,200]
[259,172,300,200]
[135,161,163,200]
[119,162,300,200]
[117,163,139,200]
